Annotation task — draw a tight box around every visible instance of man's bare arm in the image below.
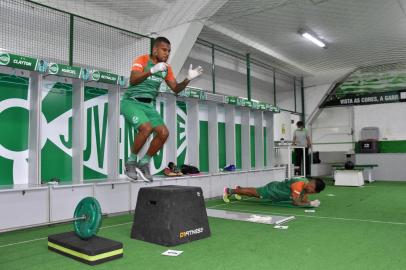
[129,70,151,85]
[166,79,190,94]
[292,196,310,206]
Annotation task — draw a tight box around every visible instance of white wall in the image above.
[290,114,300,135]
[180,43,301,141]
[251,64,274,104]
[304,69,351,122]
[179,44,268,99]
[277,90,295,111]
[304,69,406,154]
[304,83,331,122]
[304,70,353,152]
[354,103,406,141]
[179,43,299,109]
[274,111,292,141]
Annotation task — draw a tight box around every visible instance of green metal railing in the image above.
[4,0,304,115]
[2,0,151,75]
[196,38,304,116]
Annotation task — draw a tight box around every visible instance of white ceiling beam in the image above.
[149,0,228,76]
[158,21,205,76]
[145,0,228,34]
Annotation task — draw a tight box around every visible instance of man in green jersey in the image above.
[122,37,203,181]
[223,177,325,207]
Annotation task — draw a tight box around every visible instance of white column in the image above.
[165,95,177,164]
[107,84,120,179]
[72,79,84,184]
[241,108,251,171]
[254,110,264,169]
[186,99,199,167]
[28,72,43,185]
[265,112,275,167]
[208,102,219,173]
[225,104,236,166]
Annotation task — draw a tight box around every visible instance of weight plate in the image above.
[73,197,102,239]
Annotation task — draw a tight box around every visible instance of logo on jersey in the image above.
[132,116,139,124]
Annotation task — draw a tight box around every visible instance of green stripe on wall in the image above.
[177,101,187,166]
[355,140,406,153]
[235,124,242,169]
[199,121,209,172]
[84,166,106,180]
[41,140,72,182]
[0,74,29,185]
[0,157,14,185]
[42,83,73,182]
[380,140,406,152]
[0,106,29,152]
[218,122,226,169]
[42,83,72,122]
[250,125,255,168]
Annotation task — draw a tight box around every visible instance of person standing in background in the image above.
[292,121,311,176]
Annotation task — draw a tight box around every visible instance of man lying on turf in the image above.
[223,177,326,207]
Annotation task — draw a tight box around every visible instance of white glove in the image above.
[150,62,168,74]
[310,199,320,207]
[186,64,203,80]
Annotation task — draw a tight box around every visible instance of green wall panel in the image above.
[355,140,406,153]
[218,122,226,169]
[250,125,255,168]
[199,121,209,172]
[177,101,187,166]
[0,74,29,185]
[235,124,242,169]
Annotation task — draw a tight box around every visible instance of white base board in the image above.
[0,167,286,232]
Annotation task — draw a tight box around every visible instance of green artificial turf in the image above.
[1,180,406,270]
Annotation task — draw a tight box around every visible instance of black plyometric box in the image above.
[48,232,123,265]
[131,185,211,246]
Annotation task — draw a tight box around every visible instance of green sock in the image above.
[138,154,152,166]
[128,153,137,162]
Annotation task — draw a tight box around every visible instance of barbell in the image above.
[73,197,102,239]
[51,197,103,240]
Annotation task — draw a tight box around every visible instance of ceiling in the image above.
[202,0,406,76]
[34,0,228,35]
[33,0,406,77]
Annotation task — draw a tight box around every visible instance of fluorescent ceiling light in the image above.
[300,31,327,48]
